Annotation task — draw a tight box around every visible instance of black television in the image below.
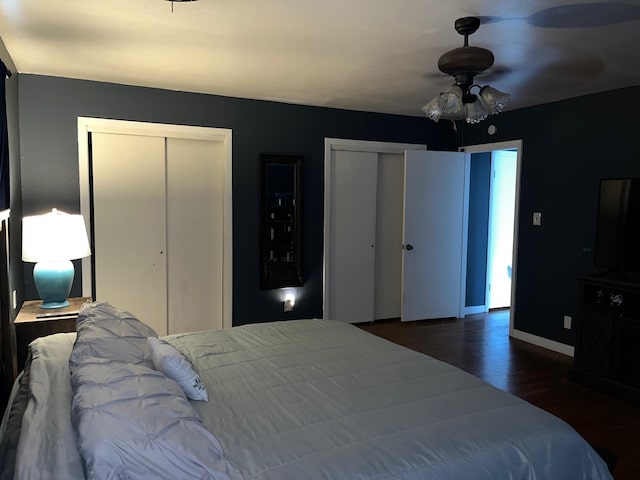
[593,178,640,274]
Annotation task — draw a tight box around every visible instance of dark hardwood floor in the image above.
[358,310,640,480]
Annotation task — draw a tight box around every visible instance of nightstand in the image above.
[14,297,91,370]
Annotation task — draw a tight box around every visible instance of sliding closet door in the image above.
[166,138,224,334]
[327,150,378,323]
[91,132,168,334]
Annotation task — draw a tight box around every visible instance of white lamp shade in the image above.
[22,209,91,262]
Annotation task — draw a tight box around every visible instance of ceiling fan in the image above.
[423,16,510,124]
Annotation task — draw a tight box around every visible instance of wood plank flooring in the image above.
[358,310,640,480]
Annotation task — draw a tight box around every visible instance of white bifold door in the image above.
[88,130,226,336]
[325,147,467,324]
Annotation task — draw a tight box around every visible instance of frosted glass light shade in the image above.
[22,209,91,262]
[438,85,464,115]
[479,86,510,115]
[464,97,489,124]
[422,85,464,122]
[422,96,444,122]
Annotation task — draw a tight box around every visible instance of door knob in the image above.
[405,244,414,251]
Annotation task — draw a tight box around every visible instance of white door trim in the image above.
[323,138,427,320]
[460,140,523,337]
[77,117,233,329]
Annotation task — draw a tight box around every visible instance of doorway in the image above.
[487,150,517,310]
[462,140,522,336]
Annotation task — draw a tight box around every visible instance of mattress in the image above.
[1,318,612,479]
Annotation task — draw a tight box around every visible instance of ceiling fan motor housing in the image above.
[437,16,495,90]
[438,46,495,76]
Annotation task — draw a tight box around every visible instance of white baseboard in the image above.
[465,305,487,315]
[511,329,575,357]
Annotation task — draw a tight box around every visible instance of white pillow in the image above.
[147,337,208,401]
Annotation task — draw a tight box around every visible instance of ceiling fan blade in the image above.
[528,3,640,28]
[424,71,449,79]
[475,65,512,81]
[475,16,506,25]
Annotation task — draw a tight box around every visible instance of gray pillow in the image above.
[70,360,232,480]
[69,301,157,372]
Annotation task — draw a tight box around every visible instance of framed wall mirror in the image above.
[259,154,303,290]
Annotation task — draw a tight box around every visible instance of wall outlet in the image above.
[563,315,572,330]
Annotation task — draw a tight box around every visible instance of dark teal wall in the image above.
[466,152,490,307]
[17,74,455,326]
[20,75,637,344]
[461,86,640,345]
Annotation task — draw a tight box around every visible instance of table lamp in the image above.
[22,209,91,309]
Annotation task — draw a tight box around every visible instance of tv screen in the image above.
[594,178,640,274]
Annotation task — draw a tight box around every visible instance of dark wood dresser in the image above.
[570,274,640,403]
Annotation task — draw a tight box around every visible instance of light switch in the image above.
[533,212,542,226]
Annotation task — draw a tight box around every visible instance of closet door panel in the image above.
[327,150,378,324]
[91,132,168,334]
[166,138,224,334]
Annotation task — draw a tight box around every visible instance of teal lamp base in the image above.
[33,260,74,309]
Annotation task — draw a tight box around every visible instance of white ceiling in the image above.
[0,0,639,116]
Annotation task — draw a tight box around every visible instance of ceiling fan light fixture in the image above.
[424,16,510,124]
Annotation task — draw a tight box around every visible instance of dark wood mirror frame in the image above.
[259,154,303,290]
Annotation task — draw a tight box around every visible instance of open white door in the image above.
[401,150,467,321]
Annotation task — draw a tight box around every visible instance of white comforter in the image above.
[168,319,612,480]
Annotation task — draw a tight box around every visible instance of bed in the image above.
[0,301,613,480]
